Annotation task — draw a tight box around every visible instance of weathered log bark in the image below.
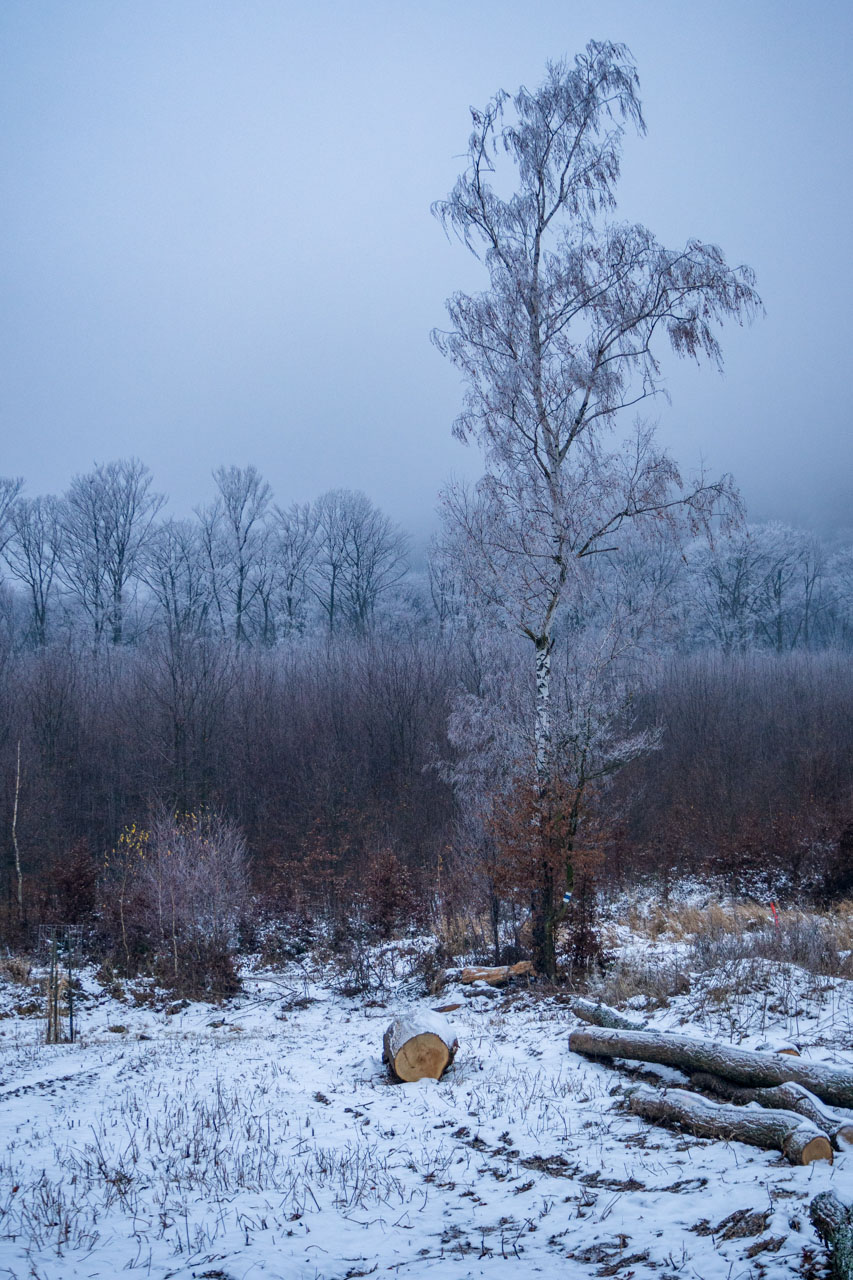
[459,961,535,986]
[569,997,646,1031]
[462,984,500,1000]
[810,1192,853,1279]
[628,1085,832,1165]
[383,1011,458,1082]
[692,1072,853,1151]
[569,1026,853,1108]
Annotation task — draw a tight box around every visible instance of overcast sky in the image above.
[1,1,851,542]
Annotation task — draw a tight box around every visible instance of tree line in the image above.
[0,462,410,649]
[2,461,853,655]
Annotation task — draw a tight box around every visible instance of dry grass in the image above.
[624,898,853,971]
[587,959,691,1010]
[0,953,33,987]
[624,899,768,942]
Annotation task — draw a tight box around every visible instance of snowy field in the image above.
[1,915,852,1280]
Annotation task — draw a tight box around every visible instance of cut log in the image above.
[569,996,647,1031]
[628,1085,832,1165]
[383,1011,458,1082]
[810,1192,853,1279]
[462,984,500,1000]
[459,961,535,986]
[569,1026,853,1109]
[692,1072,853,1151]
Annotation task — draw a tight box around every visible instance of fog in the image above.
[1,0,851,538]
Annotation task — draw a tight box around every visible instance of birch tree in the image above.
[433,43,760,970]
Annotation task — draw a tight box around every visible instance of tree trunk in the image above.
[811,1193,853,1279]
[383,1011,458,1082]
[534,635,552,782]
[569,1026,853,1108]
[691,1073,853,1151]
[529,631,565,981]
[569,997,646,1031]
[628,1084,832,1166]
[530,860,558,981]
[11,740,23,918]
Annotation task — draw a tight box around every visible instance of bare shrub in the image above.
[0,953,32,986]
[358,845,422,941]
[101,810,249,997]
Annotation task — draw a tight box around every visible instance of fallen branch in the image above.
[569,997,647,1031]
[692,1072,853,1151]
[810,1192,853,1279]
[628,1084,832,1165]
[569,1026,853,1108]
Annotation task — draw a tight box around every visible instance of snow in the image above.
[0,928,851,1279]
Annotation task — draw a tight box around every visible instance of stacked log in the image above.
[567,1023,853,1172]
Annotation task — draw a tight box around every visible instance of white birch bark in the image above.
[534,638,552,783]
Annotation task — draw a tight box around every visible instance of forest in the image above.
[1,456,852,987]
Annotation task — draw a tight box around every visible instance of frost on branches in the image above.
[433,41,760,975]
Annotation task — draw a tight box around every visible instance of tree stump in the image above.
[383,1011,458,1082]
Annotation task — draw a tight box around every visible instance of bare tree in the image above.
[59,459,164,644]
[685,522,829,654]
[3,495,64,645]
[310,489,408,634]
[199,465,272,644]
[142,519,211,642]
[272,501,318,637]
[0,478,23,556]
[433,43,760,972]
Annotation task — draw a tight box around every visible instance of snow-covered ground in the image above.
[1,919,851,1280]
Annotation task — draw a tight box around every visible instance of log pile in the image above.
[568,1026,853,1108]
[568,1022,853,1169]
[690,1073,853,1151]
